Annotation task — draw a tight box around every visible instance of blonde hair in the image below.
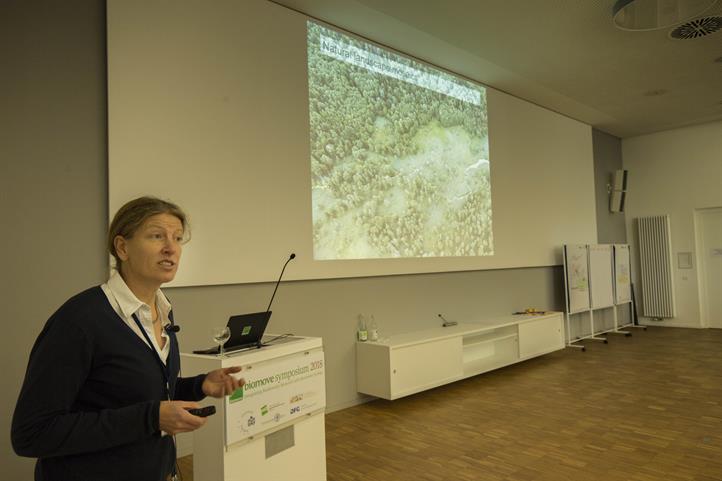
[107,196,190,267]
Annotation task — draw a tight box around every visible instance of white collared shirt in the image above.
[101,270,172,364]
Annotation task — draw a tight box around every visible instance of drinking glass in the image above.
[212,326,231,358]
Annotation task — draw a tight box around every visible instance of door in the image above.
[696,208,722,328]
[390,337,462,399]
[518,314,564,358]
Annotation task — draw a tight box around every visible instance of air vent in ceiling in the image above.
[669,16,722,38]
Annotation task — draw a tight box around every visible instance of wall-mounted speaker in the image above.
[609,169,628,213]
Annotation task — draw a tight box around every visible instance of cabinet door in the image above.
[390,337,462,399]
[518,314,564,359]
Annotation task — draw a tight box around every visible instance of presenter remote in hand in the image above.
[11,196,245,481]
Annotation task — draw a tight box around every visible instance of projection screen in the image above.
[107,0,597,286]
[307,22,492,260]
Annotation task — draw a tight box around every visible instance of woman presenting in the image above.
[12,196,242,481]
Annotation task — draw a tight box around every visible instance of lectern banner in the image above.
[225,349,326,445]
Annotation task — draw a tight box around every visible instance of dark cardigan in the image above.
[11,287,207,481]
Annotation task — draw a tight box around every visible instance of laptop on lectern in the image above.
[193,311,272,355]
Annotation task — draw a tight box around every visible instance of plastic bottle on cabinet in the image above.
[368,315,379,341]
[357,314,368,342]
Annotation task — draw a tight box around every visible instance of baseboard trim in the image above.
[638,319,703,329]
[326,395,375,414]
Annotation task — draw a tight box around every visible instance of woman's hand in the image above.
[202,366,245,398]
[158,401,207,435]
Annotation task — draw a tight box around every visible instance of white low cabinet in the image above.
[357,313,564,400]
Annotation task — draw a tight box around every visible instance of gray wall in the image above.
[592,129,627,243]
[1,1,108,477]
[1,1,618,477]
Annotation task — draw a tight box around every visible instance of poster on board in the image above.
[614,244,632,304]
[563,244,590,314]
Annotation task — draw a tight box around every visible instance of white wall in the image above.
[1,1,108,478]
[623,121,722,327]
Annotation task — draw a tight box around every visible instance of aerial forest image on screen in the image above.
[308,22,493,260]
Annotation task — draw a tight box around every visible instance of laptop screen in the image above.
[225,311,272,348]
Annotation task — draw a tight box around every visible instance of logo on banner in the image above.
[229,386,245,404]
[239,410,254,433]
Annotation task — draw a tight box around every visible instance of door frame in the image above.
[694,206,722,328]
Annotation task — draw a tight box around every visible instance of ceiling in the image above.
[272,0,722,138]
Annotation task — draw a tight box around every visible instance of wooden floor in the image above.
[179,326,722,481]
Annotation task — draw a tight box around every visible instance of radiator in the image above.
[637,215,676,318]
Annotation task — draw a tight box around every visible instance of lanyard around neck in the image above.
[131,313,172,400]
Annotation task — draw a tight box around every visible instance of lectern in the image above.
[181,336,326,481]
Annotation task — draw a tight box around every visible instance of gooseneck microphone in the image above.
[266,253,296,312]
[438,313,457,327]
